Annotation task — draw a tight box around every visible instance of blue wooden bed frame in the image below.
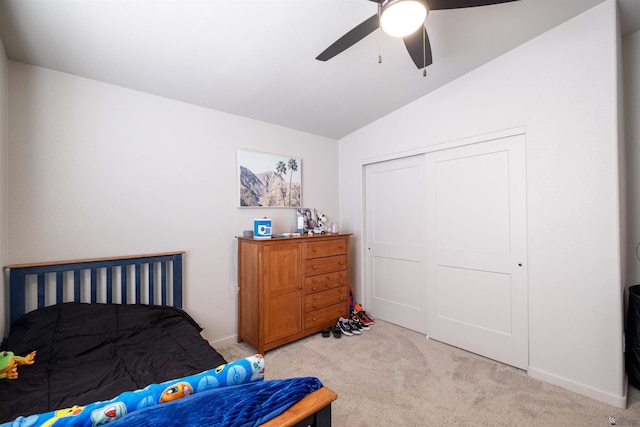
[4,251,185,326]
[3,251,336,427]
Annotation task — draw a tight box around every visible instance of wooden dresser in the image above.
[237,233,350,354]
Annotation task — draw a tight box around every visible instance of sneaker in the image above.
[351,316,370,331]
[357,311,376,326]
[332,324,342,338]
[347,318,362,335]
[338,317,354,336]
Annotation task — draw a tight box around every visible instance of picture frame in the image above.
[238,149,302,207]
[296,208,317,232]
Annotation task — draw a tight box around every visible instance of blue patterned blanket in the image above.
[3,354,312,427]
[108,376,323,427]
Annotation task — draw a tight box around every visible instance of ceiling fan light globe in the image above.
[380,0,428,38]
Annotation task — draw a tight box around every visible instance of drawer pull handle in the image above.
[312,287,318,291]
[312,266,317,269]
[325,283,331,288]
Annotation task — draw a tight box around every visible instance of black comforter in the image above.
[0,303,227,423]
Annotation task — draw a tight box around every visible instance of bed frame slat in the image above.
[56,271,64,303]
[149,263,155,306]
[121,266,127,303]
[37,274,45,308]
[4,252,185,327]
[90,268,97,303]
[135,264,141,304]
[173,255,183,308]
[74,270,81,302]
[106,268,113,304]
[161,261,167,306]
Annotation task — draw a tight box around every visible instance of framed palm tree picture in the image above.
[237,149,302,207]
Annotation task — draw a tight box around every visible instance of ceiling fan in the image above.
[316,0,520,70]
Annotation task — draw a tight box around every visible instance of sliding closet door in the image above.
[425,134,528,370]
[364,155,427,334]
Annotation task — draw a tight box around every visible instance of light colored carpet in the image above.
[217,320,640,427]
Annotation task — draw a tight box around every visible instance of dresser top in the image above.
[237,233,351,242]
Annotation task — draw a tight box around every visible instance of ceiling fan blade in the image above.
[316,14,379,61]
[426,0,519,10]
[403,27,433,69]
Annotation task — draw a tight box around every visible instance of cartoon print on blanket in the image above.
[1,354,264,427]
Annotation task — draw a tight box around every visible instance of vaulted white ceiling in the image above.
[1,0,638,139]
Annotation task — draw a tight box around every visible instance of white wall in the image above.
[7,62,339,345]
[0,36,8,339]
[624,31,640,290]
[339,0,625,407]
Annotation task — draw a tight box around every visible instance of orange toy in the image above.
[0,350,36,380]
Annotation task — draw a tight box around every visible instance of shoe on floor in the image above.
[332,324,342,338]
[351,316,370,331]
[357,311,375,326]
[338,317,354,336]
[346,318,362,335]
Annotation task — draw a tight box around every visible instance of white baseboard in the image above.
[528,366,627,409]
[209,334,239,349]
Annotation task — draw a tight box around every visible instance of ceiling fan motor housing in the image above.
[380,0,429,38]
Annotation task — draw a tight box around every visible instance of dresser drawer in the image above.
[304,255,347,276]
[305,303,346,331]
[305,239,348,259]
[305,286,347,312]
[304,271,348,293]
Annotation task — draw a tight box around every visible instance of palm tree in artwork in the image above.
[287,158,298,206]
[275,161,287,206]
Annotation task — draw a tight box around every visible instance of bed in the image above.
[1,252,336,426]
